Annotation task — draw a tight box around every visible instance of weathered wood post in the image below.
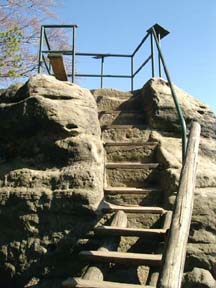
[63,210,127,287]
[158,121,201,288]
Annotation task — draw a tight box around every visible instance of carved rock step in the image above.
[101,125,152,142]
[95,226,167,239]
[104,187,161,194]
[104,142,158,163]
[79,250,162,266]
[102,124,148,130]
[104,186,163,206]
[106,162,159,169]
[99,111,145,125]
[105,162,160,188]
[92,89,141,112]
[63,277,154,288]
[104,142,158,146]
[100,201,166,214]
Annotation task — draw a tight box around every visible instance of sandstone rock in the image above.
[139,78,216,283]
[0,82,23,103]
[91,88,141,112]
[183,268,216,288]
[147,128,216,193]
[1,76,216,287]
[0,75,104,287]
[0,74,104,210]
[141,78,216,138]
[190,188,216,244]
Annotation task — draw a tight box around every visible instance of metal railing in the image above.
[38,23,169,90]
[38,23,187,160]
[38,24,77,82]
[150,26,187,159]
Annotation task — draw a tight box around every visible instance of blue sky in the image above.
[50,0,216,112]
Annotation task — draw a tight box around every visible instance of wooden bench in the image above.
[48,53,68,81]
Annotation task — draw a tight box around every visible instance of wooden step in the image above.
[104,141,157,147]
[63,277,154,288]
[106,162,159,169]
[95,226,167,238]
[104,187,161,194]
[100,201,166,214]
[79,250,162,266]
[102,124,147,130]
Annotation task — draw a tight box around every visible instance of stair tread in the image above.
[79,250,162,266]
[105,187,160,191]
[102,124,148,129]
[99,109,144,114]
[99,110,143,114]
[100,201,166,214]
[95,226,167,237]
[63,277,154,288]
[104,187,161,194]
[106,162,159,169]
[104,141,158,146]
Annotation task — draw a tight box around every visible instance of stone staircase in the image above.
[63,89,172,287]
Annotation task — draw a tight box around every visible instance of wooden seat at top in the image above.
[48,53,68,81]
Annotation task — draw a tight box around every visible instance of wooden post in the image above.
[158,122,201,288]
[82,211,127,281]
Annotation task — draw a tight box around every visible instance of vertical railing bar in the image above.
[72,26,76,83]
[131,56,134,91]
[100,56,104,88]
[150,32,155,77]
[38,26,44,73]
[43,28,52,73]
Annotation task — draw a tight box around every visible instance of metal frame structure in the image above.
[38,23,187,160]
[38,24,78,82]
[38,24,168,91]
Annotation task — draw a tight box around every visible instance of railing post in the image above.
[151,27,187,161]
[131,56,134,91]
[38,26,44,73]
[100,56,104,88]
[72,26,77,83]
[150,32,155,77]
[44,30,51,74]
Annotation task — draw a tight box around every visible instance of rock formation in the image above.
[0,75,104,287]
[0,76,215,287]
[142,79,216,286]
[92,79,216,287]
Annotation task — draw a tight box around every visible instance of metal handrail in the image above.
[150,27,187,160]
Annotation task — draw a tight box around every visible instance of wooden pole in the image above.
[148,211,173,286]
[158,122,201,288]
[82,211,127,281]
